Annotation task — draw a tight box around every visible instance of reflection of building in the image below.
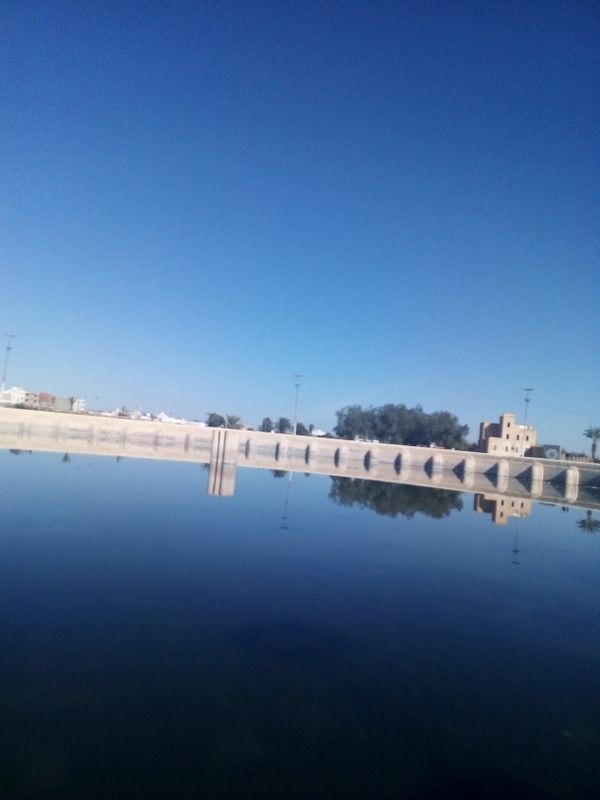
[474,493,532,525]
[478,413,537,456]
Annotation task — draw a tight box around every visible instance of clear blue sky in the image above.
[2,0,598,450]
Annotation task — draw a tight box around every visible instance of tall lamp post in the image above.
[292,374,302,435]
[523,387,534,424]
[2,333,15,393]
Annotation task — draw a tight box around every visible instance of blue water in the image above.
[1,451,598,799]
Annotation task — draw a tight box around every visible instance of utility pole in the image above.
[1,334,15,393]
[292,374,302,435]
[523,387,534,424]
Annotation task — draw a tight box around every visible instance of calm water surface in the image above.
[1,451,598,799]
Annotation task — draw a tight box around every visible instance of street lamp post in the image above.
[292,374,302,435]
[1,334,15,393]
[523,387,534,424]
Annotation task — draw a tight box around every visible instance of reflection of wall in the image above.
[479,413,537,457]
[474,493,532,525]
[1,406,599,509]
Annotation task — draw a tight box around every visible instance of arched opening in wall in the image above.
[393,453,402,475]
[244,439,251,459]
[275,442,281,462]
[304,445,311,465]
[334,448,341,468]
[364,451,372,471]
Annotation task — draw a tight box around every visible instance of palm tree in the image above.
[226,414,242,429]
[583,426,600,461]
[577,510,600,534]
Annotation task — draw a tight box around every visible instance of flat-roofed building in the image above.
[0,386,27,405]
[478,412,537,456]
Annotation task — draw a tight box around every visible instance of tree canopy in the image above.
[334,403,469,449]
[276,417,292,434]
[206,412,226,427]
[258,416,314,435]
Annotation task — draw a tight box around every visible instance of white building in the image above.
[0,386,86,413]
[0,386,27,406]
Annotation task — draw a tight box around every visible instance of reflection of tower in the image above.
[281,472,293,529]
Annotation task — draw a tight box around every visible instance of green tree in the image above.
[583,426,600,461]
[424,410,470,449]
[277,417,292,434]
[226,414,242,429]
[334,403,469,449]
[206,412,226,427]
[296,421,309,436]
[334,405,375,440]
[259,417,273,432]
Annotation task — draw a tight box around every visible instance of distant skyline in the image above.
[3,1,599,451]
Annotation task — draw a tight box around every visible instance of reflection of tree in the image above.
[329,477,463,519]
[62,453,71,463]
[271,470,289,479]
[577,510,600,534]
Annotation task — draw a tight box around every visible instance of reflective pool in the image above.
[1,451,598,799]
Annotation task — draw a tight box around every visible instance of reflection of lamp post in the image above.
[2,333,15,393]
[292,374,302,435]
[511,526,521,565]
[280,471,293,529]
